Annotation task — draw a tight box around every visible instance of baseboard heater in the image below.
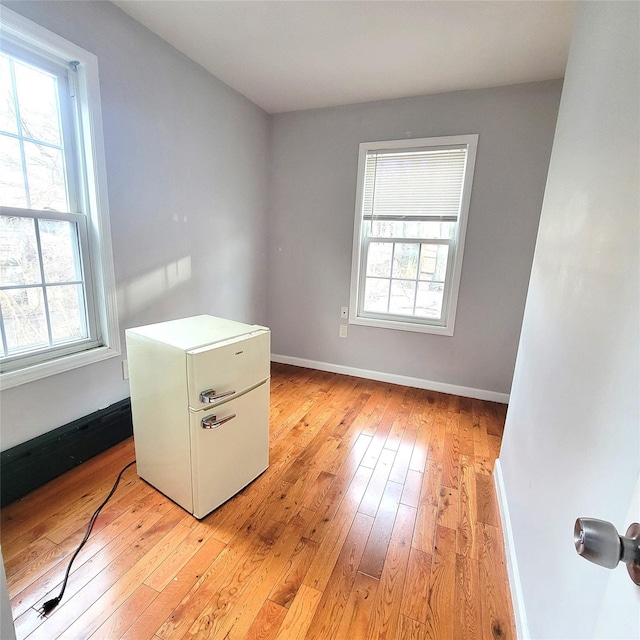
[0,398,132,507]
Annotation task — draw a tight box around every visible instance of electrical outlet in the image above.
[340,306,349,319]
[122,359,129,380]
[339,325,348,338]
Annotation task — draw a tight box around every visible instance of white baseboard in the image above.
[494,459,529,640]
[271,353,510,404]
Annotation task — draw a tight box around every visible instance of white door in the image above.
[497,2,639,638]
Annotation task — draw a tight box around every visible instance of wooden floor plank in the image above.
[1,363,515,640]
[119,534,226,640]
[436,485,459,531]
[143,520,217,592]
[457,454,478,559]
[396,614,429,640]
[305,511,374,640]
[272,584,322,640]
[206,508,315,640]
[475,473,500,528]
[268,537,319,609]
[152,523,269,639]
[303,439,372,544]
[412,460,442,554]
[423,526,457,640]
[303,465,373,591]
[365,503,417,640]
[441,432,460,490]
[478,523,516,640]
[427,399,447,463]
[243,600,287,640]
[87,583,157,640]
[300,470,335,512]
[454,553,482,640]
[384,388,416,452]
[358,448,397,517]
[161,519,285,640]
[399,547,432,623]
[334,571,379,639]
[400,469,423,509]
[359,480,403,579]
[388,426,418,485]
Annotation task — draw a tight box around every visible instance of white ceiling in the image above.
[113,0,576,114]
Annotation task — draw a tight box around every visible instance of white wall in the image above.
[267,82,562,398]
[498,2,639,638]
[0,1,270,450]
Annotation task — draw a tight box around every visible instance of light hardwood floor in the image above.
[1,363,515,639]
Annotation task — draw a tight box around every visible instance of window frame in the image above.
[349,134,478,336]
[0,8,119,390]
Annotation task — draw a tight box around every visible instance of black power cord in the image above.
[40,460,136,616]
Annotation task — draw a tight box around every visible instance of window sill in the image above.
[0,343,121,390]
[349,314,455,336]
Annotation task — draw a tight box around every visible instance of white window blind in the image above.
[363,147,468,221]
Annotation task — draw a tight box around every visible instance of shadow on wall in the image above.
[117,255,192,320]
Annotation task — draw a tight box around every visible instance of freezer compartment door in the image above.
[186,330,270,410]
[190,381,269,519]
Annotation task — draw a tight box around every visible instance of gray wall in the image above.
[1,1,270,450]
[499,2,639,637]
[267,82,562,397]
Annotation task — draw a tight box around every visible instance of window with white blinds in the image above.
[349,135,478,335]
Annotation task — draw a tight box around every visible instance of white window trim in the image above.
[348,134,478,336]
[0,8,119,390]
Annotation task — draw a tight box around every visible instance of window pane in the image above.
[0,215,41,285]
[14,60,61,145]
[39,219,82,283]
[363,277,390,313]
[419,244,449,282]
[23,140,68,211]
[389,280,416,315]
[1,286,48,353]
[0,55,18,135]
[392,243,419,279]
[47,284,86,343]
[0,134,26,207]
[366,242,392,277]
[370,220,456,239]
[415,281,444,319]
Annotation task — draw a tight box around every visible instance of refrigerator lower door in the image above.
[190,381,269,519]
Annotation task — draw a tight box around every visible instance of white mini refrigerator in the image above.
[126,315,270,519]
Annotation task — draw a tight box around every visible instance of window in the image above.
[349,135,478,335]
[0,9,119,389]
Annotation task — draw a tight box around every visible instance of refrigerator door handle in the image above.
[200,389,236,404]
[201,413,237,429]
